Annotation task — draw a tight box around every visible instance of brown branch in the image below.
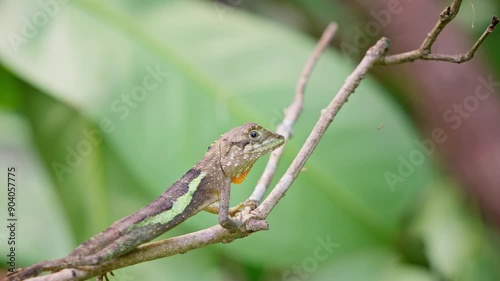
[253,0,498,222]
[420,0,462,51]
[254,38,390,218]
[249,22,338,202]
[23,222,271,281]
[27,225,249,281]
[381,16,498,64]
[380,0,497,65]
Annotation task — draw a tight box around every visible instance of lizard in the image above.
[7,122,284,280]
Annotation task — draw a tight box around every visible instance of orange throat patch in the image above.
[231,164,254,184]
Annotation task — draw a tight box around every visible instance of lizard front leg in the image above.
[217,182,241,231]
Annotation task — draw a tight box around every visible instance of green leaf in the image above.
[0,0,434,278]
[411,181,500,281]
[310,248,436,281]
[0,109,73,264]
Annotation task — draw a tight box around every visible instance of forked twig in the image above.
[255,38,389,218]
[380,0,498,65]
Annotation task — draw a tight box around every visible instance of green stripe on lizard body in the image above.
[132,171,207,228]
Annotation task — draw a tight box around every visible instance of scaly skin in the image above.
[7,123,284,280]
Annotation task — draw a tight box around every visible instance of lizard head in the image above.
[214,123,284,184]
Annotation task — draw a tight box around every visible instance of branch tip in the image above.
[441,6,452,19]
[489,16,499,32]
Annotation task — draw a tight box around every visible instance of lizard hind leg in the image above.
[204,202,245,216]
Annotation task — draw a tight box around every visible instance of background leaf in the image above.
[1,0,498,280]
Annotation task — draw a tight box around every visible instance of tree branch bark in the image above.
[380,2,498,65]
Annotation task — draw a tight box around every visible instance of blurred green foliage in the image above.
[0,1,499,280]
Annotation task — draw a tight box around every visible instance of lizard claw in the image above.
[220,216,243,233]
[228,202,245,216]
[228,199,260,217]
[243,199,259,210]
[98,271,115,281]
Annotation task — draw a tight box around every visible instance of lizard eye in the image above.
[248,130,260,140]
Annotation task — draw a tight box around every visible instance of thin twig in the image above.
[254,38,390,218]
[249,22,338,202]
[420,0,462,51]
[381,1,497,65]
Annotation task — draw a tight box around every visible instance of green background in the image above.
[1,1,499,280]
